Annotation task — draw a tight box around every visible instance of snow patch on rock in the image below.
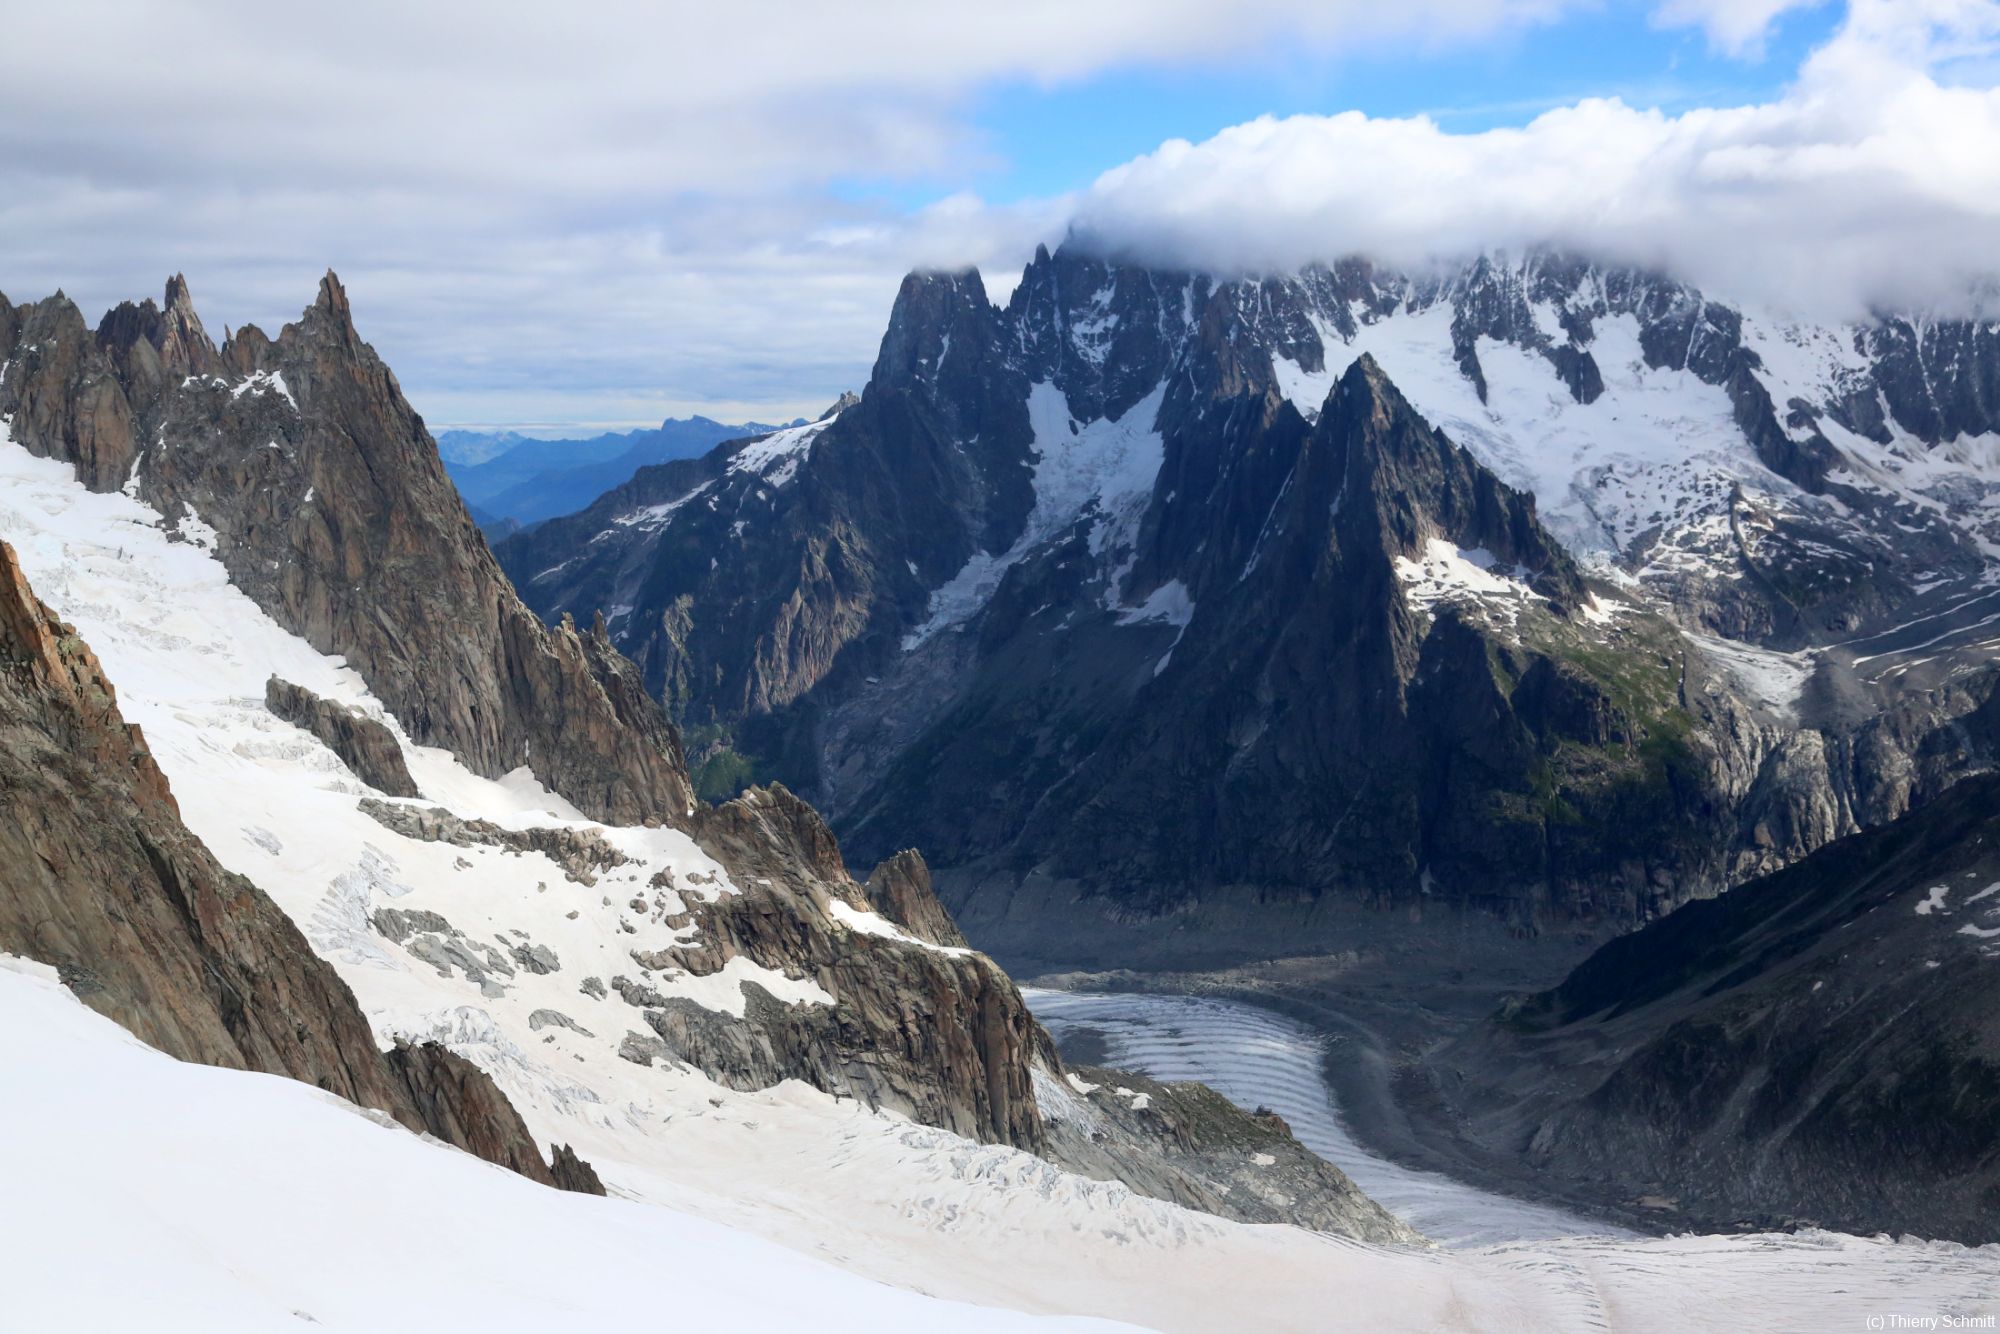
[905,382,1166,649]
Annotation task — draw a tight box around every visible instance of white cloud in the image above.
[1651,0,1828,58]
[1069,1,2000,320]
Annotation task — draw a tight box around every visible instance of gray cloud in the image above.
[1651,0,1831,57]
[6,1,1989,426]
[0,0,1590,423]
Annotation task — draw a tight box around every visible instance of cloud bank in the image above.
[1,1,1994,424]
[0,0,1579,425]
[1068,0,2000,320]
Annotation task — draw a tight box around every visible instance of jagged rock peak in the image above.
[1328,349,1587,612]
[875,267,996,381]
[1333,352,1396,417]
[316,268,352,319]
[900,266,989,305]
[2,266,696,826]
[819,390,860,420]
[864,849,969,949]
[90,273,222,381]
[156,273,220,375]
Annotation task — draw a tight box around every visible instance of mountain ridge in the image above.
[1420,770,2000,1242]
[501,241,2000,963]
[0,536,594,1190]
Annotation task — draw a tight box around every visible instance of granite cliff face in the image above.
[651,783,1053,1151]
[1425,772,2000,1243]
[502,243,2000,965]
[0,275,691,826]
[0,539,590,1190]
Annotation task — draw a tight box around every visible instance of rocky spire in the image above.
[872,268,993,385]
[156,272,221,377]
[316,268,351,319]
[1327,353,1586,613]
[88,274,220,384]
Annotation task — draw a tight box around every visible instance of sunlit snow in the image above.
[905,382,1167,649]
[727,413,839,488]
[0,955,1126,1334]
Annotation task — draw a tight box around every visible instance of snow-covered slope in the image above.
[0,955,1125,1334]
[9,423,2000,1331]
[1280,303,1765,562]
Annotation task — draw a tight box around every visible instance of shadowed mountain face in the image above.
[1423,772,2000,1243]
[501,244,2000,966]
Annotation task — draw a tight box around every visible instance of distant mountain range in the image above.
[441,416,804,531]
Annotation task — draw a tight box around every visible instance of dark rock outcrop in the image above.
[1426,772,2000,1242]
[549,1142,607,1195]
[0,539,596,1192]
[357,797,629,884]
[865,848,970,948]
[1042,1063,1421,1243]
[265,676,421,797]
[657,784,1050,1150]
[383,1039,559,1186]
[0,274,692,827]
